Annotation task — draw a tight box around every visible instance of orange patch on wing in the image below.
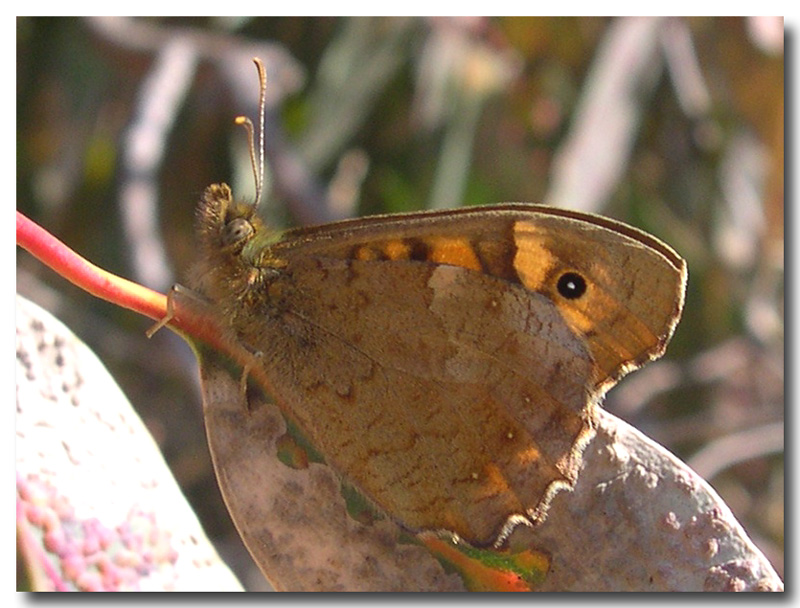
[384,240,412,260]
[427,236,482,271]
[354,245,381,261]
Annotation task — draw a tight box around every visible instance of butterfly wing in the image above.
[210,204,685,546]
[268,204,687,389]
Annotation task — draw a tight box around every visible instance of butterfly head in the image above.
[191,181,274,306]
[196,183,261,255]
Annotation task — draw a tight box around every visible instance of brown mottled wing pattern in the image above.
[212,205,686,546]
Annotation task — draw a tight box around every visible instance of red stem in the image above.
[16,211,167,322]
[17,210,259,366]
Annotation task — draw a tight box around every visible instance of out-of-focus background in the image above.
[16,17,784,589]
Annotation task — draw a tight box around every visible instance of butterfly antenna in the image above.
[234,57,267,208]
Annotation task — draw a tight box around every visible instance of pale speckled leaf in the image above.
[508,409,783,591]
[15,295,242,592]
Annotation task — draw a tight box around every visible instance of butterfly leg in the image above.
[145,283,208,338]
[240,351,265,408]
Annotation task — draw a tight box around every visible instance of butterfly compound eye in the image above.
[556,272,587,300]
[222,218,255,248]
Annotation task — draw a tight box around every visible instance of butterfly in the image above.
[171,59,686,550]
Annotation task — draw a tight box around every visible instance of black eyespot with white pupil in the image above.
[222,218,254,247]
[556,272,587,300]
